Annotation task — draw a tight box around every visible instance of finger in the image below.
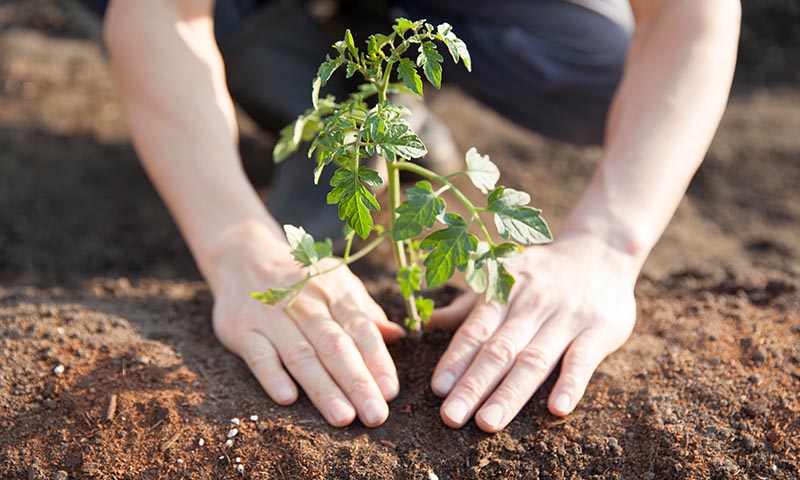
[331,300,400,401]
[359,291,406,344]
[289,299,389,427]
[258,310,357,427]
[430,300,506,398]
[548,329,616,417]
[237,331,298,406]
[473,319,574,432]
[438,309,544,428]
[321,275,405,343]
[426,292,478,332]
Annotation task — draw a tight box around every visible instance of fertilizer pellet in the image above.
[230,417,240,426]
[227,428,238,438]
[176,459,183,464]
[198,438,205,447]
[235,457,242,464]
[224,439,234,448]
[237,465,244,474]
[249,414,258,422]
[428,472,439,480]
[53,364,65,375]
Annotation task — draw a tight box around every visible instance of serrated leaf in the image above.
[373,122,427,161]
[397,265,422,299]
[327,167,380,239]
[420,214,478,288]
[397,58,423,96]
[465,147,500,194]
[317,56,342,87]
[437,23,472,72]
[393,181,445,241]
[416,296,434,323]
[487,187,553,245]
[393,18,417,36]
[417,41,443,89]
[250,288,295,305]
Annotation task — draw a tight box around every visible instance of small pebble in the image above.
[644,472,655,480]
[231,417,241,426]
[225,439,234,448]
[249,414,259,422]
[227,428,239,438]
[198,438,205,447]
[53,364,65,375]
[237,465,244,474]
[56,327,65,335]
[428,472,439,480]
[235,457,242,463]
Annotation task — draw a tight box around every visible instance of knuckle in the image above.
[284,341,317,368]
[244,345,277,371]
[516,346,550,373]
[564,348,595,372]
[316,330,353,359]
[493,384,523,407]
[344,320,379,344]
[482,336,518,365]
[457,378,484,404]
[459,321,492,346]
[345,376,374,397]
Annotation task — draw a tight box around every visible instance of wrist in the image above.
[552,224,645,286]
[194,219,293,297]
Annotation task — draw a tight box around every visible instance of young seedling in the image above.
[252,19,553,332]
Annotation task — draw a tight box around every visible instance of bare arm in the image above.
[430,0,741,432]
[104,0,404,427]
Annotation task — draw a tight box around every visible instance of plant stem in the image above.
[387,161,421,330]
[395,161,496,246]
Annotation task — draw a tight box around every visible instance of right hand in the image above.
[204,223,405,427]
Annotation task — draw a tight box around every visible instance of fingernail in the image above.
[361,398,388,426]
[552,393,571,414]
[432,371,456,395]
[377,374,399,399]
[329,398,354,425]
[275,383,295,403]
[443,399,468,425]
[478,403,504,430]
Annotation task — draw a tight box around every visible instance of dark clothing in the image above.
[79,0,631,145]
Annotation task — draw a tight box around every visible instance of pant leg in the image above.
[394,0,633,145]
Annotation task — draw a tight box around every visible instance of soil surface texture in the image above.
[1,1,798,479]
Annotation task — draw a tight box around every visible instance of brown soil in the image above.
[1,1,798,479]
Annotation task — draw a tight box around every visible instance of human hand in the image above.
[427,232,638,432]
[206,224,405,427]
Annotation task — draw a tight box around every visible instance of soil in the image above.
[1,1,799,479]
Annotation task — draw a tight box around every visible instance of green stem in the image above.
[395,161,496,246]
[387,161,421,330]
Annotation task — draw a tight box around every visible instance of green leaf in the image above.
[284,225,333,267]
[327,167,380,239]
[416,296,434,323]
[437,23,472,72]
[373,122,427,161]
[251,288,295,306]
[393,181,445,241]
[397,58,424,96]
[485,258,515,304]
[417,41,443,89]
[487,187,553,245]
[344,29,357,56]
[317,55,343,87]
[393,18,418,36]
[420,213,479,288]
[397,265,422,299]
[465,147,500,194]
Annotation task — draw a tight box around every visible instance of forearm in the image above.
[105,0,288,291]
[561,0,741,276]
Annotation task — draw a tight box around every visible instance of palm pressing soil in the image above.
[1,1,798,479]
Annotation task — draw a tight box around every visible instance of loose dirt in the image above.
[1,1,798,478]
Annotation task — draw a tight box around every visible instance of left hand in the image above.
[427,232,639,432]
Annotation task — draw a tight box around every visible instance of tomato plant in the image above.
[252,18,553,331]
